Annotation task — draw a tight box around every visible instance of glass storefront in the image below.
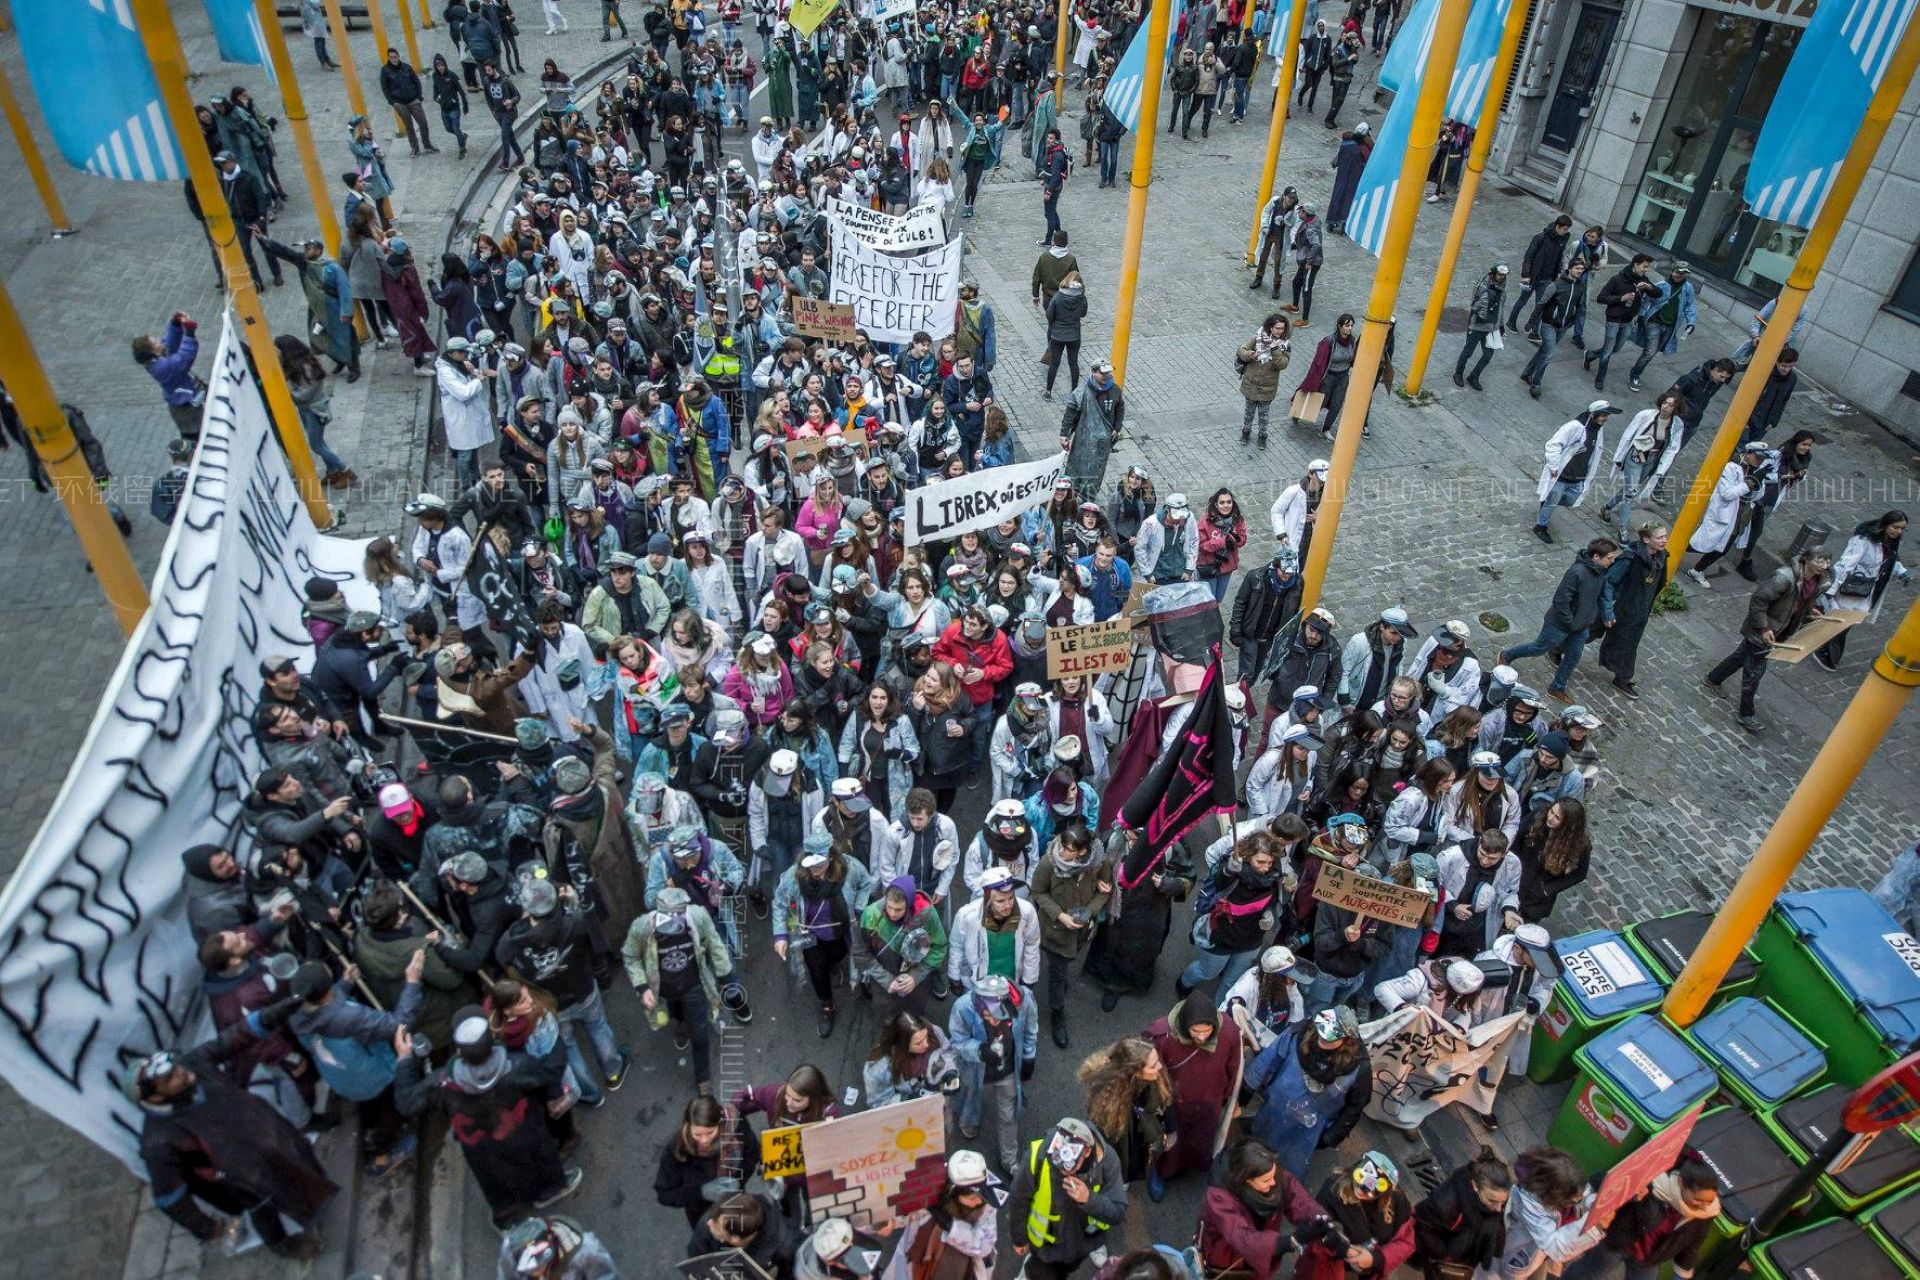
[1625,9,1803,298]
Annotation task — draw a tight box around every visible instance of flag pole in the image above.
[1245,0,1306,265]
[395,0,427,70]
[1402,0,1530,394]
[0,281,148,633]
[1299,0,1469,616]
[420,0,436,29]
[1666,16,1920,582]
[129,0,334,530]
[1053,0,1072,103]
[0,63,75,238]
[1110,0,1177,384]
[323,0,372,119]
[250,0,346,259]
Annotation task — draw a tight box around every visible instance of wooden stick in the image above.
[382,712,519,743]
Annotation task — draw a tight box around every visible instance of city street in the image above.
[0,6,1915,1278]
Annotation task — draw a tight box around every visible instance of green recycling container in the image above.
[1548,1012,1718,1176]
[1527,929,1666,1085]
[1863,1182,1920,1278]
[1682,996,1828,1113]
[1745,1215,1914,1280]
[1761,1082,1920,1218]
[1625,908,1762,1010]
[1750,888,1920,1085]
[1687,1105,1819,1263]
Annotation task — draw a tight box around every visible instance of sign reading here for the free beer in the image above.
[1046,618,1137,680]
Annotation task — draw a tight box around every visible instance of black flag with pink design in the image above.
[1116,649,1237,889]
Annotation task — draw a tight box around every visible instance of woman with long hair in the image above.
[1816,509,1909,669]
[838,682,920,823]
[1500,1147,1599,1279]
[1247,725,1320,821]
[560,498,618,579]
[1378,758,1454,862]
[363,535,432,627]
[1294,1152,1417,1280]
[724,632,795,728]
[662,608,736,686]
[430,252,482,341]
[907,661,973,809]
[1196,1138,1323,1280]
[653,1094,739,1227]
[1197,487,1249,602]
[1425,706,1482,776]
[594,632,673,762]
[275,335,355,486]
[1412,1145,1511,1280]
[1512,797,1591,924]
[732,1063,842,1226]
[1077,1036,1175,1185]
[862,1012,956,1107]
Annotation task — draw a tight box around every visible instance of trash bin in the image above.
[1688,1105,1819,1262]
[1625,908,1762,1010]
[1762,1082,1920,1218]
[1862,1183,1920,1278]
[1682,997,1828,1112]
[1548,1013,1718,1175]
[1750,888,1920,1085]
[1783,518,1835,564]
[1746,1216,1911,1280]
[1527,929,1666,1085]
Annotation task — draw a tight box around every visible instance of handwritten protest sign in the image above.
[825,195,949,253]
[1363,1006,1532,1130]
[1047,618,1138,679]
[873,0,917,20]
[760,1124,811,1179]
[1583,1101,1706,1230]
[904,452,1066,545]
[1313,861,1434,929]
[784,427,867,467]
[792,295,858,341]
[801,1096,949,1228]
[829,220,965,343]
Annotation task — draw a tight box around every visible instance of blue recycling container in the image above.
[1752,888,1920,1085]
[1528,929,1666,1084]
[1683,996,1828,1112]
[1549,1013,1719,1175]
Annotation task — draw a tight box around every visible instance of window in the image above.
[1890,248,1920,326]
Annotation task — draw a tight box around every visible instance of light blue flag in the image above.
[1103,0,1189,133]
[12,0,185,181]
[1348,0,1506,255]
[203,0,280,85]
[1746,0,1917,228]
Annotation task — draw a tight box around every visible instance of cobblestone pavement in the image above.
[0,24,1916,1280]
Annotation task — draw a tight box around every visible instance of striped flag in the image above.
[1349,0,1505,255]
[13,0,184,182]
[1103,0,1189,133]
[203,0,280,85]
[1746,0,1918,228]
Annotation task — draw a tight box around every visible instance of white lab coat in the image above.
[750,128,785,179]
[1402,635,1483,723]
[1686,462,1751,553]
[1246,747,1317,821]
[1435,844,1523,951]
[1133,514,1199,579]
[518,622,598,739]
[946,894,1041,988]
[1536,418,1605,505]
[1271,483,1309,548]
[1221,966,1305,1051]
[1047,688,1115,779]
[960,832,1038,899]
[1822,532,1908,622]
[687,561,742,631]
[747,778,828,852]
[546,227,596,298]
[1607,409,1685,497]
[437,360,497,453]
[814,809,904,886]
[410,523,485,630]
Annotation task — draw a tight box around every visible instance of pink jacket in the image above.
[722,659,793,727]
[795,496,846,553]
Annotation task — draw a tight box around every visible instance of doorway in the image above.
[1541,3,1621,153]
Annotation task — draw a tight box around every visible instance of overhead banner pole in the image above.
[1402,0,1531,393]
[322,0,372,119]
[0,63,75,238]
[1245,0,1307,265]
[1299,0,1469,615]
[249,0,345,258]
[1109,0,1177,384]
[1053,0,1073,102]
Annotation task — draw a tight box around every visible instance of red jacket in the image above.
[932,621,1013,707]
[1198,512,1248,576]
[1199,1177,1322,1280]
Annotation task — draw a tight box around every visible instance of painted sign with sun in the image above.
[800,1096,951,1228]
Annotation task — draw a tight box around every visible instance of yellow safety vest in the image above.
[1024,1139,1111,1247]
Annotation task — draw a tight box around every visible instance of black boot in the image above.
[1050,1008,1069,1050]
[817,1003,836,1038]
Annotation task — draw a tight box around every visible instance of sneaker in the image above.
[1036,238,1051,246]
[930,972,950,1000]
[1582,354,1595,370]
[1813,649,1839,672]
[1466,375,1483,390]
[748,887,770,920]
[1257,431,1268,447]
[1611,677,1640,699]
[1050,1012,1069,1050]
[818,1003,836,1038]
[1241,425,1251,442]
[1737,714,1762,734]
[1042,390,1054,402]
[1481,1109,1502,1131]
[604,1048,634,1091]
[1594,376,1606,392]
[1701,675,1723,696]
[1686,568,1711,589]
[1570,336,1586,350]
[1548,687,1572,704]
[1148,1167,1168,1202]
[537,1167,586,1209]
[1294,318,1311,329]
[1529,385,1541,399]
[1533,526,1553,544]
[1629,376,1643,392]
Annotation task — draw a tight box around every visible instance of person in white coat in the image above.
[1045,674,1113,781]
[1683,442,1765,588]
[1337,605,1415,711]
[1532,401,1619,544]
[880,1150,998,1280]
[1598,392,1685,540]
[947,864,1042,990]
[749,121,784,179]
[1435,831,1524,956]
[518,603,598,741]
[890,795,962,910]
[545,211,596,299]
[961,800,1040,898]
[1246,722,1321,820]
[1401,621,1483,724]
[1434,751,1522,850]
[1498,1149,1604,1280]
[1221,944,1309,1050]
[403,493,485,630]
[1814,510,1910,668]
[436,340,497,491]
[681,532,741,631]
[815,776,905,883]
[747,748,829,909]
[626,771,703,853]
[1374,956,1493,1029]
[1133,492,1201,583]
[1270,458,1329,554]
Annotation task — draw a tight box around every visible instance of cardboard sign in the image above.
[760,1124,810,1179]
[792,295,858,341]
[828,220,965,343]
[1312,862,1434,929]
[904,452,1066,546]
[800,1095,949,1228]
[825,195,949,253]
[1583,1102,1706,1231]
[783,427,867,467]
[1047,617,1137,680]
[1768,608,1868,662]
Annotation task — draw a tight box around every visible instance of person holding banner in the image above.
[1559,1154,1720,1280]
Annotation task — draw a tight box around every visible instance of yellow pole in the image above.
[323,0,371,119]
[1109,0,1177,384]
[1053,0,1072,103]
[130,0,334,530]
[1299,0,1468,616]
[250,0,345,258]
[1669,19,1920,582]
[1245,0,1306,265]
[1242,0,1258,31]
[421,0,435,29]
[0,64,75,237]
[1664,594,1920,1026]
[395,0,426,70]
[1403,0,1531,393]
[0,283,149,633]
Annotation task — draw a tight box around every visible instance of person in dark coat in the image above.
[1508,215,1572,335]
[1196,1139,1322,1280]
[653,1094,741,1228]
[1325,126,1372,233]
[394,1006,580,1227]
[1668,358,1736,448]
[1741,348,1800,445]
[1231,543,1304,691]
[1497,538,1621,700]
[134,1001,338,1260]
[309,611,403,743]
[1598,522,1669,698]
[1145,993,1243,1192]
[1084,828,1195,1011]
[688,1191,800,1276]
[1412,1148,1511,1280]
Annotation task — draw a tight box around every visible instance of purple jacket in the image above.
[145,319,205,407]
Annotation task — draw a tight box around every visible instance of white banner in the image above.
[871,0,917,22]
[1361,1005,1533,1131]
[904,452,1067,546]
[828,221,965,344]
[0,319,370,1169]
[825,195,951,254]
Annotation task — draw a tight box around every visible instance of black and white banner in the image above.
[0,319,370,1168]
[825,195,948,253]
[828,220,965,343]
[903,452,1066,546]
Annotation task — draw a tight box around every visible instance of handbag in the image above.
[1485,327,1504,350]
[1837,567,1878,598]
[1289,388,1325,421]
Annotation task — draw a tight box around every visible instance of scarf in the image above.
[451,1044,511,1092]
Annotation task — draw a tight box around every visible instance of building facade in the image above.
[1490,0,1920,433]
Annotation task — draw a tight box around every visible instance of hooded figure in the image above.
[1060,363,1125,497]
[541,726,647,945]
[1144,993,1245,1181]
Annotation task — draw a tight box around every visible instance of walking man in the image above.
[1703,547,1832,732]
[1452,264,1507,390]
[1518,259,1587,399]
[1531,401,1617,543]
[379,49,439,156]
